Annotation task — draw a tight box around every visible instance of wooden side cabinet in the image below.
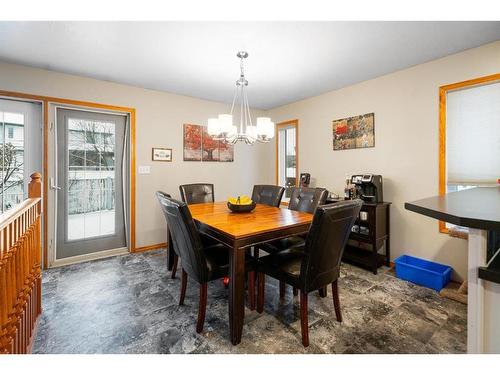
[327,200,391,274]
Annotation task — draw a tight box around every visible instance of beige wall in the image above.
[2,40,499,277]
[0,61,274,249]
[266,41,500,281]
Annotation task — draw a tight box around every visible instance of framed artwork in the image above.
[183,123,234,162]
[152,147,172,162]
[183,124,202,161]
[202,126,220,161]
[332,113,375,151]
[219,140,234,162]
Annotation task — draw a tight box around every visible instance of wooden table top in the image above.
[188,202,313,239]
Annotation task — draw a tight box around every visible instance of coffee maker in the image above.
[300,173,311,187]
[351,174,383,203]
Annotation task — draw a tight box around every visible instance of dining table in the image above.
[187,201,313,345]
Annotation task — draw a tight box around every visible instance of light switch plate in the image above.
[138,166,151,174]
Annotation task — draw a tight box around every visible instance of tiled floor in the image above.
[33,249,467,354]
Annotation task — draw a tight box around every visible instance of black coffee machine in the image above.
[300,173,311,187]
[351,174,383,203]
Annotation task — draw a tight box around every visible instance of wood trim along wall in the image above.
[438,73,500,234]
[134,242,168,253]
[275,119,299,188]
[0,89,141,267]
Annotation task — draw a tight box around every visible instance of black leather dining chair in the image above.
[179,183,220,248]
[179,183,215,204]
[157,194,256,333]
[155,191,180,278]
[251,185,285,208]
[256,187,329,298]
[256,200,362,347]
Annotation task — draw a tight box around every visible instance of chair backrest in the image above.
[288,187,329,213]
[300,200,362,292]
[179,183,215,204]
[155,191,176,255]
[155,193,209,283]
[251,185,285,207]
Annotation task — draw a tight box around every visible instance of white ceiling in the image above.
[0,22,499,109]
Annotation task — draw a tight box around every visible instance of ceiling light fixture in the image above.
[207,51,274,144]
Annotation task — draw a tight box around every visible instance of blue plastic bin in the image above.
[394,255,452,292]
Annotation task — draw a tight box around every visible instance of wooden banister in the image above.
[0,172,42,354]
[28,172,42,200]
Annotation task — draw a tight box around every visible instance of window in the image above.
[439,74,500,232]
[7,127,14,139]
[276,120,298,201]
[67,118,116,240]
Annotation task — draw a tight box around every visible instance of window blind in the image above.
[447,81,500,185]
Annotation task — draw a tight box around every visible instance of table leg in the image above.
[467,228,487,353]
[229,244,245,345]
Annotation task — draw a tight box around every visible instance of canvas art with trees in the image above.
[183,124,233,162]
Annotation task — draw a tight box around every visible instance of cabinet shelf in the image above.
[327,199,391,275]
[343,245,387,270]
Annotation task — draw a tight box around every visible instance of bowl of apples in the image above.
[227,195,256,213]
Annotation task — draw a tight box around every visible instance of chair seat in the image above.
[257,246,306,288]
[259,235,306,254]
[204,244,255,281]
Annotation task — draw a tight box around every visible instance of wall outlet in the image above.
[138,166,151,174]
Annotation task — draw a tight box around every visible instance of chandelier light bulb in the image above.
[207,118,220,136]
[218,114,233,133]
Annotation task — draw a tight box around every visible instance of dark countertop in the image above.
[405,187,500,231]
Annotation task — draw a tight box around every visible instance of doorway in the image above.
[276,120,298,201]
[0,98,42,213]
[49,106,130,264]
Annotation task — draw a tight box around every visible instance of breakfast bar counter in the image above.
[405,187,500,353]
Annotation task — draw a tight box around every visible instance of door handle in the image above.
[50,177,62,190]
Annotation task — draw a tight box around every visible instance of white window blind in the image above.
[447,81,500,185]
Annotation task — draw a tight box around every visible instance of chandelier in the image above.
[207,51,275,144]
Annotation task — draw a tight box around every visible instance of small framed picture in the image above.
[152,147,172,162]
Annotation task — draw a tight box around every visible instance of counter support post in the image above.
[468,228,488,353]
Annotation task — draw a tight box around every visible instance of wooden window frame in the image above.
[275,119,299,205]
[0,89,139,268]
[438,73,500,234]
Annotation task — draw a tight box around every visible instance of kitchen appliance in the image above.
[351,174,383,203]
[300,173,311,187]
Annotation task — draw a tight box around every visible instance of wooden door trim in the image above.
[275,119,299,188]
[0,89,138,267]
[438,73,500,234]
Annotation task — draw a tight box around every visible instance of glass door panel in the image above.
[277,125,297,200]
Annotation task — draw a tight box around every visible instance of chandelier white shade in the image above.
[207,51,275,144]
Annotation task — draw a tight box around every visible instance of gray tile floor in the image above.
[33,249,467,354]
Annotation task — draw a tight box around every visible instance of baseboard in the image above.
[50,247,129,267]
[133,242,167,253]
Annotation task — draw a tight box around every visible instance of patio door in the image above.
[55,108,128,260]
